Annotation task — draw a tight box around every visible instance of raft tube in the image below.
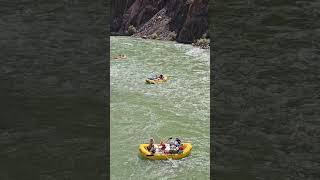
[139,143,192,160]
[145,76,168,84]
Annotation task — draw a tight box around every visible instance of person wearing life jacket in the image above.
[176,138,183,153]
[158,74,164,80]
[159,140,166,151]
[147,138,156,153]
[174,138,181,146]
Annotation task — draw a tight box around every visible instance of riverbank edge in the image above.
[110,33,210,49]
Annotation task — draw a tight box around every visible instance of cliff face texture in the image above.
[177,0,208,43]
[110,0,136,32]
[111,0,208,43]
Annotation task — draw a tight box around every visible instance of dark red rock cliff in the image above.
[177,0,208,43]
[111,0,208,44]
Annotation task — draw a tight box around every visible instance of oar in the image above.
[164,153,178,167]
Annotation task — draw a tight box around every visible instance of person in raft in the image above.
[147,138,156,153]
[148,74,163,80]
[165,137,175,154]
[114,54,127,59]
[158,74,164,80]
[167,137,183,154]
[174,138,181,146]
[159,140,166,151]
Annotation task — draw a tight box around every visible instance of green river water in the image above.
[110,36,210,180]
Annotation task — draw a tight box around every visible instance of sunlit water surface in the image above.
[110,36,210,180]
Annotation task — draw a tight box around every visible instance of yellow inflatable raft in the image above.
[113,55,127,60]
[139,143,192,160]
[145,76,168,84]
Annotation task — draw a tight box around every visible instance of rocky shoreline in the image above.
[111,0,209,48]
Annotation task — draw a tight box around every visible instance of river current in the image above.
[110,36,210,180]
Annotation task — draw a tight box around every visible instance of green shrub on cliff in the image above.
[168,31,177,41]
[193,38,210,49]
[127,25,137,35]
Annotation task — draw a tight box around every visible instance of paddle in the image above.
[161,151,175,165]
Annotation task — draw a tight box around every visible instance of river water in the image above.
[110,36,210,179]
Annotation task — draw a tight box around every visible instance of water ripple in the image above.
[111,36,210,180]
